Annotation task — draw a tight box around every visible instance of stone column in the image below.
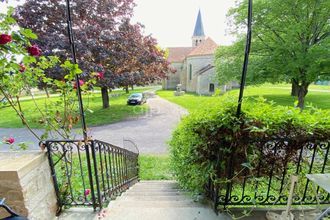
[0,152,57,219]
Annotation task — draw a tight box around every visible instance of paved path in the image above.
[0,93,188,153]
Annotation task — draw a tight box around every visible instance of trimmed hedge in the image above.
[169,96,330,194]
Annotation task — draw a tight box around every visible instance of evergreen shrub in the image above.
[169,96,330,194]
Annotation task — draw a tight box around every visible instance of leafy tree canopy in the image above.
[216,0,330,109]
[14,0,170,108]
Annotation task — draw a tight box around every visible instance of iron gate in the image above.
[44,139,139,214]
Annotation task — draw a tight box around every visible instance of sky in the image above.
[132,0,237,47]
[0,0,237,47]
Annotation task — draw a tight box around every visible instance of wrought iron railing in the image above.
[206,139,330,210]
[45,139,139,214]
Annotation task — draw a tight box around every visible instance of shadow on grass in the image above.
[249,93,330,110]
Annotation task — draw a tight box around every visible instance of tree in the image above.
[14,0,170,109]
[0,9,93,143]
[216,0,330,109]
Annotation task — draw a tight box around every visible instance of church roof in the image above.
[193,10,205,36]
[167,47,194,62]
[188,38,218,57]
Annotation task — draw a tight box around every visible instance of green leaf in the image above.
[23,56,37,64]
[20,28,38,40]
[241,162,253,170]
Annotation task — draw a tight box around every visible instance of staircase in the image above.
[102,180,230,220]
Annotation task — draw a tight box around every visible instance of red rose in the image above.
[4,137,15,144]
[19,64,26,73]
[84,189,90,196]
[27,45,42,57]
[0,34,12,45]
[97,72,104,79]
[73,79,85,89]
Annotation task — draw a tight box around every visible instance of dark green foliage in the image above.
[169,96,330,194]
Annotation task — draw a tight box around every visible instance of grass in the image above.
[156,90,218,112]
[0,87,151,128]
[52,152,172,206]
[139,154,173,180]
[157,84,330,111]
[263,82,330,90]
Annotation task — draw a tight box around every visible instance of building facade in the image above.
[162,10,220,95]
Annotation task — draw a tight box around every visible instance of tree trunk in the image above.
[101,86,109,109]
[291,79,299,96]
[45,87,50,98]
[125,86,129,94]
[296,82,309,110]
[131,85,134,90]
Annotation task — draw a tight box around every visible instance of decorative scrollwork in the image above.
[319,142,329,150]
[46,139,139,210]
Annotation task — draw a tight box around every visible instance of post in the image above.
[236,0,253,117]
[65,0,88,141]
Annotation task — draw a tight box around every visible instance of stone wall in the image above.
[163,62,183,90]
[186,55,214,93]
[196,68,219,95]
[0,152,57,219]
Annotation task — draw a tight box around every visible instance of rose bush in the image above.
[27,44,41,56]
[0,33,11,44]
[0,8,96,148]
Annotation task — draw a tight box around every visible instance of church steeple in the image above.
[192,9,206,47]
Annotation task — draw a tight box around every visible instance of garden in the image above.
[0,0,329,218]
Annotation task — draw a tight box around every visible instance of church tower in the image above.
[192,9,206,47]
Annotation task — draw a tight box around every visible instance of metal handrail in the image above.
[45,139,139,215]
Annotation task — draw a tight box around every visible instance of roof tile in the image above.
[188,38,218,57]
[167,47,194,62]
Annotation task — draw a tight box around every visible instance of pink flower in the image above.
[97,72,104,79]
[0,34,12,45]
[84,189,90,196]
[27,45,42,57]
[4,137,15,144]
[73,80,85,89]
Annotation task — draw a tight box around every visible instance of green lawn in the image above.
[156,90,218,112]
[157,84,330,111]
[0,88,151,128]
[139,154,173,180]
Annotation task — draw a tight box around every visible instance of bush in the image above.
[169,96,330,194]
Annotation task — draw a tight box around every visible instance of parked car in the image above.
[127,93,146,105]
[0,97,8,105]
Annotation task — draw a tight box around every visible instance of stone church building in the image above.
[162,10,220,95]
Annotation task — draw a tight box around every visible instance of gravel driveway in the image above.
[0,92,188,154]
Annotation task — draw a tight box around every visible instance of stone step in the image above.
[138,180,177,184]
[119,195,190,201]
[123,191,186,196]
[132,180,178,186]
[103,180,227,220]
[107,200,202,208]
[103,207,231,220]
[131,183,179,188]
[127,188,182,193]
[135,182,178,187]
[57,207,97,220]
